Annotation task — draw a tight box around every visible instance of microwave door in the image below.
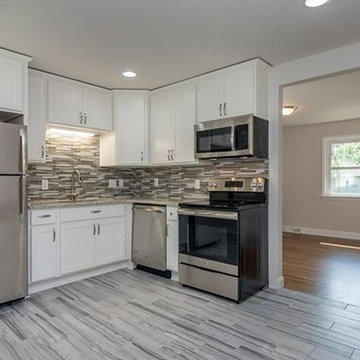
[234,123,253,156]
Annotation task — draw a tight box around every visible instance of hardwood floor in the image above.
[1,268,360,359]
[284,232,360,306]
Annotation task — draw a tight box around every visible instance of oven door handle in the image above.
[178,208,238,220]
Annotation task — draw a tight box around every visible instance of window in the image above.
[323,135,360,197]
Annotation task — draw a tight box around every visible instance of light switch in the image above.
[109,179,117,188]
[41,179,49,191]
[118,179,124,188]
[154,178,159,187]
[195,179,201,190]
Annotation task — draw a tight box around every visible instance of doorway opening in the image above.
[281,69,360,306]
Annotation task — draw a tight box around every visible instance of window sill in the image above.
[320,195,360,201]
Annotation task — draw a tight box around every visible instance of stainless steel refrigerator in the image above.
[0,122,28,304]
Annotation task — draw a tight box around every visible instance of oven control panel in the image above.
[208,177,267,192]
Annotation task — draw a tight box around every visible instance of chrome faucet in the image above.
[69,170,82,201]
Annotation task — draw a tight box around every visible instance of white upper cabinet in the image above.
[196,76,223,123]
[196,59,270,122]
[173,84,196,163]
[83,86,112,131]
[151,83,196,165]
[48,79,83,127]
[151,91,173,165]
[48,76,112,132]
[28,71,47,163]
[0,49,31,115]
[100,90,149,167]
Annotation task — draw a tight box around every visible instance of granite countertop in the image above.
[28,196,187,210]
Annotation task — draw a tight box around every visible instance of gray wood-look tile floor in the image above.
[1,269,360,360]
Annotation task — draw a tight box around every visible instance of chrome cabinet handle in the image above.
[167,149,171,161]
[38,214,51,218]
[219,103,223,117]
[90,210,102,214]
[80,112,83,124]
[224,102,227,116]
[141,150,144,162]
[52,228,56,242]
[171,149,174,161]
[97,223,100,235]
[41,145,45,159]
[84,113,88,125]
[93,223,96,236]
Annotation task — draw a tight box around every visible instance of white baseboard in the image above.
[28,260,129,295]
[283,225,360,241]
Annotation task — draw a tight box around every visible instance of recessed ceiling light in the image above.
[122,71,137,78]
[282,106,298,116]
[305,0,331,8]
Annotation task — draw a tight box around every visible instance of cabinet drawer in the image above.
[166,207,178,221]
[61,204,125,223]
[31,209,58,225]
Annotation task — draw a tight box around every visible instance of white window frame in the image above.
[322,134,360,198]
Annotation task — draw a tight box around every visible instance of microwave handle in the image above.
[230,126,235,151]
[219,103,222,117]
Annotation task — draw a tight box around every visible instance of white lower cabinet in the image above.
[166,207,179,272]
[31,225,58,282]
[60,220,97,275]
[97,217,126,265]
[30,204,128,288]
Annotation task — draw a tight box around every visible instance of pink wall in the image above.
[283,118,360,233]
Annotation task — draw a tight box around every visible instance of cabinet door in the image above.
[173,84,196,163]
[223,64,254,118]
[60,220,96,275]
[115,92,146,165]
[28,73,46,163]
[196,76,223,122]
[48,79,83,127]
[150,91,173,165]
[166,220,178,272]
[31,225,57,282]
[0,56,23,112]
[83,87,112,131]
[97,217,126,265]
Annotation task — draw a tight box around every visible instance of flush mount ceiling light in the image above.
[305,0,331,8]
[282,106,298,116]
[122,71,137,78]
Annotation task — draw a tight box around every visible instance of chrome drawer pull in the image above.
[90,210,102,214]
[38,215,52,218]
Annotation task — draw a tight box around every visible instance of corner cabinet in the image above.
[0,49,32,115]
[197,59,270,122]
[28,70,47,163]
[48,77,112,132]
[151,83,196,165]
[100,90,149,167]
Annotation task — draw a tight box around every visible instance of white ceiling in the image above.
[1,0,360,89]
[283,70,360,127]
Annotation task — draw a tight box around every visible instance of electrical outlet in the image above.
[118,179,124,188]
[41,179,49,191]
[194,179,201,190]
[154,178,159,187]
[109,179,117,188]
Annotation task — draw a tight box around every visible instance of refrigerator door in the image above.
[0,175,28,304]
[0,122,27,175]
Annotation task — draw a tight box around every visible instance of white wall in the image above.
[268,41,360,289]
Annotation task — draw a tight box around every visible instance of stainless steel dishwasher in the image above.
[132,204,169,276]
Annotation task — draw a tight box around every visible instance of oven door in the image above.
[178,209,239,266]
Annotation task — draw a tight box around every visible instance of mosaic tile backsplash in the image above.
[28,130,268,202]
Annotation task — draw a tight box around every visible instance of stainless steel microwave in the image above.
[195,115,268,159]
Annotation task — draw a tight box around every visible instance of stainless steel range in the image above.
[178,177,268,302]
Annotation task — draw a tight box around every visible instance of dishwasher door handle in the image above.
[133,205,165,213]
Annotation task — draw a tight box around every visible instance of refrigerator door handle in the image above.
[19,128,27,175]
[19,176,26,223]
